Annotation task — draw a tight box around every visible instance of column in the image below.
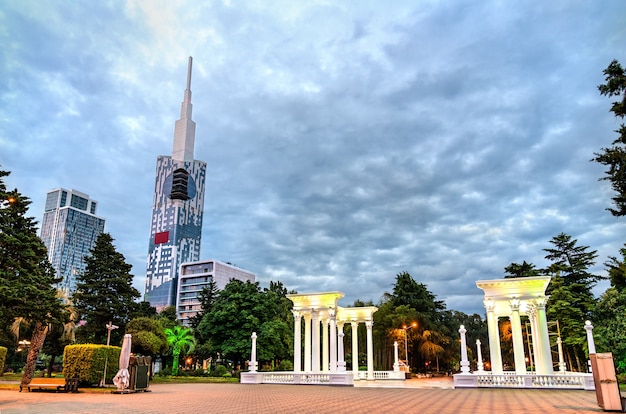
[584,320,596,354]
[329,310,337,372]
[311,309,320,373]
[366,320,374,380]
[351,321,359,380]
[393,341,399,372]
[557,337,566,372]
[337,329,346,372]
[527,304,539,371]
[459,325,470,373]
[322,317,329,372]
[476,339,484,372]
[535,298,553,374]
[304,312,312,372]
[293,312,302,372]
[485,300,503,374]
[509,299,527,374]
[249,332,258,372]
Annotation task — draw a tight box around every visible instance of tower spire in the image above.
[172,56,196,162]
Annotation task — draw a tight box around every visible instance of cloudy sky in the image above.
[2,0,625,315]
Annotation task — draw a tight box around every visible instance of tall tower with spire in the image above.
[145,57,206,310]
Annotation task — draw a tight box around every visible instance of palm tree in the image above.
[419,330,445,372]
[164,326,196,376]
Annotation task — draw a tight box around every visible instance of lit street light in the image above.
[402,322,417,370]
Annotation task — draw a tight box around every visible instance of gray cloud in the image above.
[1,0,624,315]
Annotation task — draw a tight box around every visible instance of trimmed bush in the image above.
[63,344,121,385]
[276,360,293,371]
[0,346,7,374]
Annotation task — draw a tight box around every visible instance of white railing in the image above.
[241,371,404,385]
[467,372,592,389]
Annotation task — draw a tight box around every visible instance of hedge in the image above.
[63,344,121,385]
[0,346,6,374]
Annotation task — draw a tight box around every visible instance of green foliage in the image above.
[165,326,196,376]
[62,344,121,385]
[606,244,626,291]
[594,59,626,216]
[504,261,540,278]
[156,306,178,330]
[125,317,168,356]
[197,279,293,370]
[0,168,65,386]
[210,365,229,377]
[73,233,140,344]
[277,359,293,371]
[544,233,600,371]
[0,346,7,373]
[593,288,626,371]
[189,281,218,329]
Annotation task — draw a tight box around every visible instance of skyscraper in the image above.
[145,57,206,310]
[40,188,105,296]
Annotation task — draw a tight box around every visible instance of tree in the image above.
[164,326,196,376]
[0,168,64,388]
[197,279,294,370]
[189,280,218,329]
[543,233,601,371]
[73,233,140,344]
[605,244,626,291]
[125,317,168,357]
[594,59,626,216]
[504,261,540,278]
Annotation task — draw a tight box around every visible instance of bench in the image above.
[22,377,79,393]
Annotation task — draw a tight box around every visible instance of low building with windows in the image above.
[176,259,255,325]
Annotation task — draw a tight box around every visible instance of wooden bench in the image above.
[22,377,79,393]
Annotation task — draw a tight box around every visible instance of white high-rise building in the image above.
[40,188,105,296]
[145,57,207,311]
[177,260,256,326]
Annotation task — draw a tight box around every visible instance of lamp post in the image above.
[402,322,417,369]
[101,321,119,387]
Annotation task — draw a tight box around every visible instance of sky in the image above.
[1,0,625,316]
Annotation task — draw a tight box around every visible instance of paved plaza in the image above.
[0,379,606,414]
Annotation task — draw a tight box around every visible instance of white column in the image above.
[304,312,312,372]
[557,337,566,372]
[459,325,470,373]
[351,321,359,380]
[329,310,337,372]
[476,339,484,372]
[311,309,320,373]
[527,304,539,371]
[337,330,346,372]
[366,320,374,380]
[249,332,258,372]
[393,341,399,372]
[293,312,302,372]
[535,298,553,374]
[510,300,527,374]
[322,317,329,372]
[485,300,503,374]
[584,320,596,354]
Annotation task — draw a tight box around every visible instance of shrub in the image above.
[276,360,293,371]
[63,344,121,385]
[0,347,7,374]
[210,365,229,377]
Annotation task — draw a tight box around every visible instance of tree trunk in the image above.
[21,322,48,389]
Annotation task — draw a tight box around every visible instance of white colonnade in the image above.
[287,292,378,379]
[476,277,553,375]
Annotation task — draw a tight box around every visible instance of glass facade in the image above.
[144,156,206,310]
[40,188,105,296]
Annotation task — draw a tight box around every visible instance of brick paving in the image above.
[0,381,604,414]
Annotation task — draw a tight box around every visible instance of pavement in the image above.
[0,377,607,414]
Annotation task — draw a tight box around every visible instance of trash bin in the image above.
[129,356,151,391]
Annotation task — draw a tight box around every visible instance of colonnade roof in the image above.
[476,276,551,299]
[337,306,378,323]
[287,291,344,310]
[476,276,551,316]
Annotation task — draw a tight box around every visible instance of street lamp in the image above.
[101,321,119,386]
[402,322,417,369]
